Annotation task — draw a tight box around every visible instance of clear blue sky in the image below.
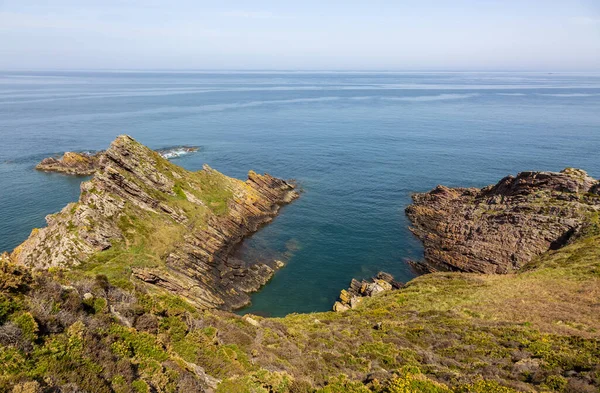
[0,0,599,71]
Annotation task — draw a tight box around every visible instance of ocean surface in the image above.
[1,71,599,316]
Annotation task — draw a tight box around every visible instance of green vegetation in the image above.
[1,232,599,392]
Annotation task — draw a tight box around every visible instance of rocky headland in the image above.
[35,146,199,176]
[14,135,298,310]
[406,168,600,273]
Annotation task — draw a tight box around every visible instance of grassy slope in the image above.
[204,235,600,392]
[1,236,599,392]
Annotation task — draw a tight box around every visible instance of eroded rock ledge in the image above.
[13,135,298,310]
[333,272,403,312]
[406,168,600,274]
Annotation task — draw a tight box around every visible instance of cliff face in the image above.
[12,135,298,310]
[406,168,600,273]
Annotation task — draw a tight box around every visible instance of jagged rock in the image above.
[36,151,101,176]
[12,135,299,311]
[406,168,600,273]
[333,272,403,312]
[332,301,350,312]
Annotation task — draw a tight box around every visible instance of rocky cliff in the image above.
[406,168,600,273]
[13,135,298,310]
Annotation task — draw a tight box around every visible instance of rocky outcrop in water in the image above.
[13,135,298,310]
[333,272,403,312]
[406,168,600,274]
[36,151,101,176]
[36,146,199,176]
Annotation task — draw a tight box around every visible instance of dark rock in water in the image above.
[333,272,403,312]
[13,135,299,311]
[35,146,199,176]
[405,168,600,274]
[36,151,102,176]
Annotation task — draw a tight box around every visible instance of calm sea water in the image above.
[1,71,599,316]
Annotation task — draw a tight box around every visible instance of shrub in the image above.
[12,312,38,341]
[316,375,371,393]
[544,375,568,392]
[0,258,31,293]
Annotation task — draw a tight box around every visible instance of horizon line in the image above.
[2,68,600,74]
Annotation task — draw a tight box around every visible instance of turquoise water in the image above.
[1,71,600,316]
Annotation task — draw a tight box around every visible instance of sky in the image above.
[0,0,599,71]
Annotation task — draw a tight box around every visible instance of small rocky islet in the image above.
[1,136,599,392]
[35,145,199,176]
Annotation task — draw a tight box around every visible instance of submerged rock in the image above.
[13,135,299,311]
[333,272,403,312]
[406,168,600,273]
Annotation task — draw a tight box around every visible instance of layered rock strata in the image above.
[333,272,403,312]
[13,135,298,310]
[36,151,101,176]
[406,168,600,273]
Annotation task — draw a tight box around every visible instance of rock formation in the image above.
[36,151,101,176]
[333,272,403,312]
[406,168,600,273]
[13,135,298,310]
[36,146,199,176]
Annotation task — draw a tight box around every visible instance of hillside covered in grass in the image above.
[1,231,598,392]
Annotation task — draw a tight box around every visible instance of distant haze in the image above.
[0,0,599,71]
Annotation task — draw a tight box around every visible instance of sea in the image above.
[1,71,599,317]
